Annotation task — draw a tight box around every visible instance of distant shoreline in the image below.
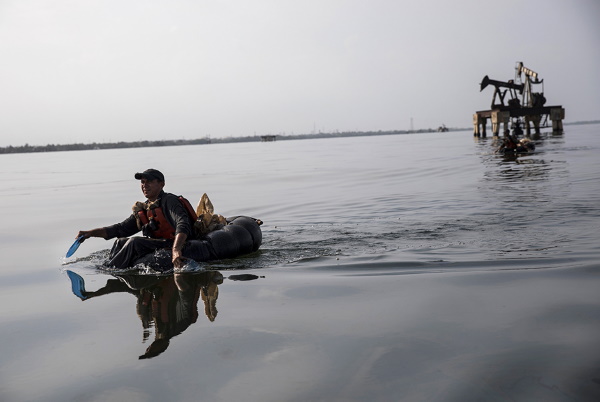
[0,128,454,154]
[1,120,597,155]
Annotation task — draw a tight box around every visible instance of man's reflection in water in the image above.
[67,270,224,359]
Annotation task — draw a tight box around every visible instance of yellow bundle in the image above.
[194,193,227,236]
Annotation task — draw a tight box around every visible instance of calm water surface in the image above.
[1,126,599,401]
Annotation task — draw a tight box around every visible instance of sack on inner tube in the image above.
[190,194,262,259]
[194,193,227,236]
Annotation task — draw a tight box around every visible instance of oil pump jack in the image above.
[479,75,524,109]
[473,62,564,137]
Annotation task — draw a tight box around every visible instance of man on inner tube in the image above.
[76,169,195,269]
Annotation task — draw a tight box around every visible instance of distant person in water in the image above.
[76,169,197,269]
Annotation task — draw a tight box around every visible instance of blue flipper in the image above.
[66,270,88,300]
[66,236,84,258]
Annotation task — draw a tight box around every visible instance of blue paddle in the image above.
[66,235,85,258]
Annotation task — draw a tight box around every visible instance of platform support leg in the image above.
[550,108,565,134]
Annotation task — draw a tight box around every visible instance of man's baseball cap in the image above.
[134,169,165,182]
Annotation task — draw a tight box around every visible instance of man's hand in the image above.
[76,228,108,241]
[172,248,185,268]
[76,231,90,241]
[172,232,188,268]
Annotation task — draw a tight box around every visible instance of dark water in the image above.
[1,126,599,401]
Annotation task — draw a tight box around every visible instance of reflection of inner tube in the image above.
[134,216,262,270]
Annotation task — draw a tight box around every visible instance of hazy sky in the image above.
[1,0,598,147]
